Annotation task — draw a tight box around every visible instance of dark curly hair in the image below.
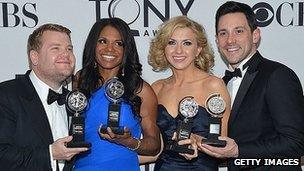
[77,18,143,115]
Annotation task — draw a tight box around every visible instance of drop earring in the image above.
[94,62,97,68]
[121,67,125,77]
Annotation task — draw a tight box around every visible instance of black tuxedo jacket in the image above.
[0,70,72,171]
[225,52,304,171]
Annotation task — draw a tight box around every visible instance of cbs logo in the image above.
[253,2,304,27]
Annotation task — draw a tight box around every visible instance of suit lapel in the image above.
[228,52,262,127]
[17,71,53,144]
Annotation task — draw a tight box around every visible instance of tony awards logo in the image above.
[99,77,125,135]
[166,96,198,154]
[66,90,91,148]
[201,93,226,147]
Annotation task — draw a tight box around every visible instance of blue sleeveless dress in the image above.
[154,104,219,171]
[74,87,142,171]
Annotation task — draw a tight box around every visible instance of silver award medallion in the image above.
[205,93,226,118]
[105,77,124,102]
[67,90,88,116]
[179,96,199,118]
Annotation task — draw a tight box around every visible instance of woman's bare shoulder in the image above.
[202,75,226,90]
[151,78,168,95]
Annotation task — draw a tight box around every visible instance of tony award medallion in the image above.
[201,93,226,147]
[66,89,91,148]
[99,77,125,135]
[166,96,198,154]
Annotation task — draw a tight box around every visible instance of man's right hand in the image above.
[197,136,239,158]
[51,136,89,161]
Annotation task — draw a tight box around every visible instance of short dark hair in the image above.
[215,1,257,34]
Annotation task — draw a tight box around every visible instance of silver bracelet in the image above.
[127,138,141,151]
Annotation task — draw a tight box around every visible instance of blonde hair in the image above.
[148,16,214,72]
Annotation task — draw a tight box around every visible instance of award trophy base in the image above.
[204,93,226,147]
[176,120,192,140]
[201,134,226,147]
[66,117,91,148]
[168,118,194,154]
[67,141,92,148]
[99,125,124,135]
[99,103,124,135]
[165,140,194,155]
[201,116,226,147]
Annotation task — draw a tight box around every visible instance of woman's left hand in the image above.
[173,132,198,160]
[99,126,133,146]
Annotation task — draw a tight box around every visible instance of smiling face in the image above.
[95,25,124,73]
[165,27,202,70]
[216,12,260,69]
[30,30,75,88]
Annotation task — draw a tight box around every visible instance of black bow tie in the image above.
[223,68,242,84]
[47,88,69,105]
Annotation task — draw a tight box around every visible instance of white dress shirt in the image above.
[226,53,255,106]
[29,71,68,171]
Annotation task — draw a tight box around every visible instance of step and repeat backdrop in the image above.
[1,0,303,170]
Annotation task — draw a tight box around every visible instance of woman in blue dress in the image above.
[73,18,160,171]
[141,16,231,170]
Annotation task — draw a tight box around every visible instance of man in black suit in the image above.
[0,24,88,170]
[198,1,304,170]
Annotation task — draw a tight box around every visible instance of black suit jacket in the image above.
[0,71,72,171]
[225,52,304,171]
